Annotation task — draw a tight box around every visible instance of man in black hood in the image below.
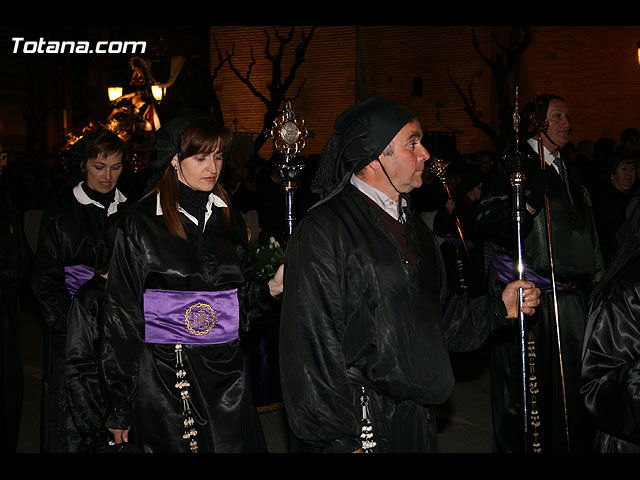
[279,97,540,453]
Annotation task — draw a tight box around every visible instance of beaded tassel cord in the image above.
[175,344,198,452]
[360,386,376,452]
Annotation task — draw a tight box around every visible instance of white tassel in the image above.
[360,387,377,452]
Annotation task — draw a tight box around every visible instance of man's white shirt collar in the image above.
[527,138,560,174]
[155,191,227,229]
[350,174,405,222]
[73,181,127,217]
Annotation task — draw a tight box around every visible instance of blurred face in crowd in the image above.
[612,160,637,192]
[85,152,123,193]
[543,98,571,152]
[172,147,224,192]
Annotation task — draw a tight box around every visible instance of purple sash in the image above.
[443,234,476,249]
[489,252,575,293]
[143,288,240,345]
[64,264,95,297]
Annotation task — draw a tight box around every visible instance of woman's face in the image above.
[612,161,636,192]
[172,148,223,192]
[85,152,123,193]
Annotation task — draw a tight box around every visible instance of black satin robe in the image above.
[581,251,640,453]
[65,274,110,452]
[100,192,272,453]
[475,147,603,453]
[0,188,32,452]
[279,185,511,453]
[31,182,126,452]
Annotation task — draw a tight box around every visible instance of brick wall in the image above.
[211,25,640,158]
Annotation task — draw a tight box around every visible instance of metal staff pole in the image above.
[529,103,571,452]
[428,157,472,265]
[510,87,541,453]
[266,100,308,237]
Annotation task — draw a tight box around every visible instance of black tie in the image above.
[553,157,572,204]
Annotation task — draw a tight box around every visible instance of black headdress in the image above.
[311,97,415,207]
[147,108,210,191]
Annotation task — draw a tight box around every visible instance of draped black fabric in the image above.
[476,144,604,453]
[581,188,640,453]
[279,184,510,453]
[0,189,32,452]
[99,192,273,453]
[65,274,111,452]
[31,183,127,452]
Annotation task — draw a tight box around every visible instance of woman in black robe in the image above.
[31,129,128,452]
[99,111,283,453]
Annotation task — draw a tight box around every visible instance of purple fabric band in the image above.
[443,234,476,249]
[489,252,575,293]
[143,288,240,345]
[64,264,95,297]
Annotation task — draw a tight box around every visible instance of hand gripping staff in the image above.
[511,87,542,453]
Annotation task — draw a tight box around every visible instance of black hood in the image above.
[147,108,210,191]
[311,97,415,207]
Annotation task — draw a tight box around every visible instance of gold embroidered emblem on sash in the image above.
[185,302,216,336]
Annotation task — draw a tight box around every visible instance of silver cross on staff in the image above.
[267,99,308,236]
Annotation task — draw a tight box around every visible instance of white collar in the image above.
[155,191,227,229]
[527,138,561,173]
[73,181,127,217]
[350,174,405,222]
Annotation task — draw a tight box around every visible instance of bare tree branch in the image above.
[224,26,315,153]
[450,27,531,153]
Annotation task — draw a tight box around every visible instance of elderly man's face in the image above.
[544,98,571,150]
[379,120,430,193]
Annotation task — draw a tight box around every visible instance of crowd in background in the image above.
[1,122,638,453]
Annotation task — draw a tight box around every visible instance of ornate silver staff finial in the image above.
[266,100,308,236]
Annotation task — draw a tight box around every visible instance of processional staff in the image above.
[510,87,541,453]
[428,157,472,265]
[266,100,308,236]
[528,97,571,452]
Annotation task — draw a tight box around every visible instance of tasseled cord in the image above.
[360,387,377,452]
[175,344,198,452]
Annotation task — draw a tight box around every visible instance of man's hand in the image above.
[268,264,284,297]
[109,427,131,444]
[502,280,541,318]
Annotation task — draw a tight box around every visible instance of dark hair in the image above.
[82,129,127,168]
[609,153,637,176]
[621,128,640,142]
[152,118,232,240]
[520,94,565,139]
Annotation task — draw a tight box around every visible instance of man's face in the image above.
[544,98,571,150]
[379,120,430,193]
